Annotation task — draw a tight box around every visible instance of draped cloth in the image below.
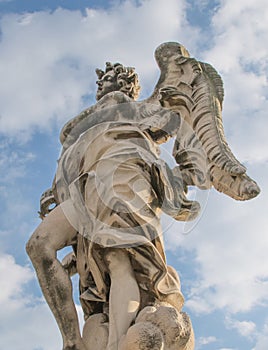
[55,92,185,316]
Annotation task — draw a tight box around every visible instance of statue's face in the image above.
[96,70,119,100]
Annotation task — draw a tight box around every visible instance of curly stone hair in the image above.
[96,62,141,100]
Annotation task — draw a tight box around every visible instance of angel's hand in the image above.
[38,188,57,220]
[62,252,77,277]
[158,86,180,100]
[158,85,194,112]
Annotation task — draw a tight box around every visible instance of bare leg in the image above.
[26,201,86,350]
[105,249,140,350]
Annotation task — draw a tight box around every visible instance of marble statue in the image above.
[26,42,260,350]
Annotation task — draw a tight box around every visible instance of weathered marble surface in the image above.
[27,42,260,350]
[82,303,194,350]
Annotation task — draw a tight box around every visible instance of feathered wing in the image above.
[198,62,260,200]
[144,42,260,200]
[199,62,224,107]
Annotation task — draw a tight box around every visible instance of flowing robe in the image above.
[55,91,188,317]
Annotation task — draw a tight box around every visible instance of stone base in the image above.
[82,302,194,350]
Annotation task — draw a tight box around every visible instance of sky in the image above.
[0,0,267,349]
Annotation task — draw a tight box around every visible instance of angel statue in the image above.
[26,42,260,350]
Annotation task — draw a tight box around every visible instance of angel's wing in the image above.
[144,41,260,200]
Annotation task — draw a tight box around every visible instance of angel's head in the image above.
[95,62,140,101]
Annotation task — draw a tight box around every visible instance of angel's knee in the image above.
[26,228,55,263]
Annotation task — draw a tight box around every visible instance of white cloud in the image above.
[0,253,33,303]
[0,294,62,350]
[167,175,268,314]
[196,335,217,349]
[205,0,268,71]
[0,142,35,183]
[253,322,268,350]
[0,0,200,138]
[0,253,59,349]
[0,252,84,350]
[200,0,268,164]
[225,316,256,339]
[222,319,268,350]
[0,140,38,251]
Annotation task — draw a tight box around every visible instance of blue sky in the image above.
[0,0,267,349]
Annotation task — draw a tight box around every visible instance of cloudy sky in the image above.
[0,0,267,349]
